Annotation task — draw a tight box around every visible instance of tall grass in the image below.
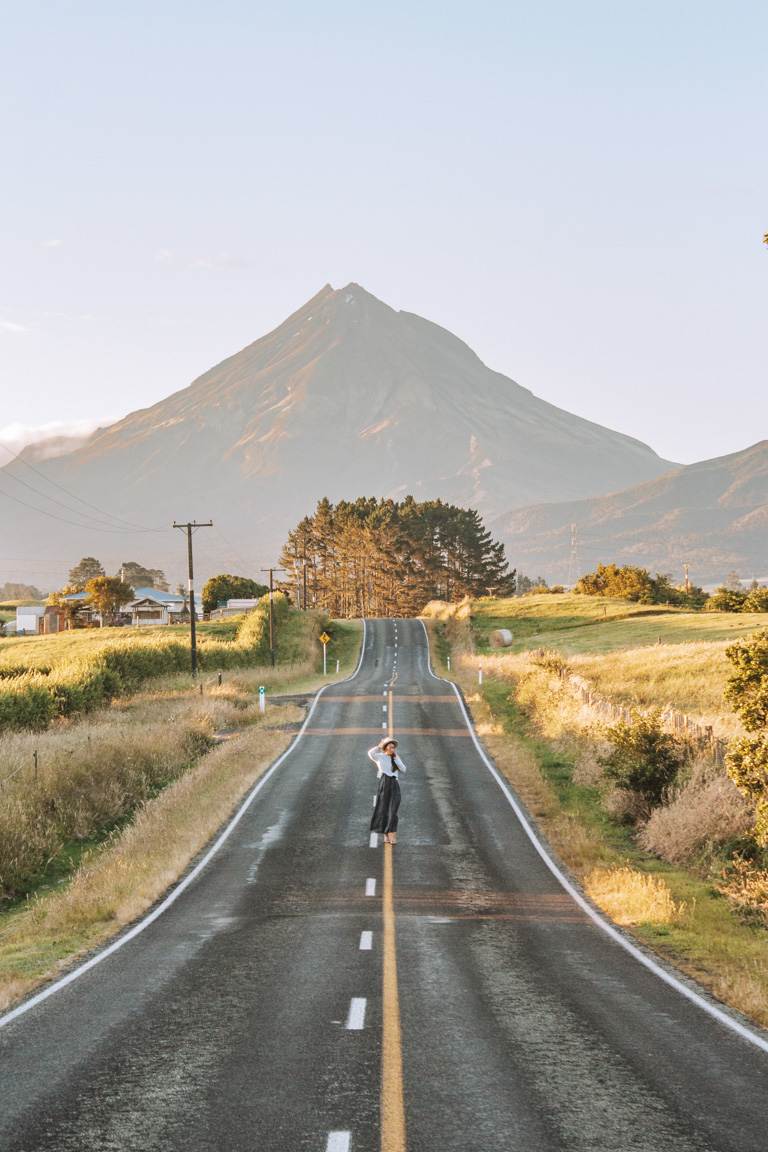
[0,712,215,899]
[0,599,327,731]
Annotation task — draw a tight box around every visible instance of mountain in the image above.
[1,283,674,585]
[493,441,768,586]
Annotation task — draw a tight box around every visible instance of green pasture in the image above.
[471,594,763,656]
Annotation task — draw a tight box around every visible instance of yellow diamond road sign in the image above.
[320,632,331,645]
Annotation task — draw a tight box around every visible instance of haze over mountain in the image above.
[1,283,675,586]
[494,441,768,587]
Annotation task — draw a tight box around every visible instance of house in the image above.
[129,587,189,626]
[15,605,45,635]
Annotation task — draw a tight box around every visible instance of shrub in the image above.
[599,709,687,817]
[704,587,748,612]
[639,759,753,865]
[743,588,768,613]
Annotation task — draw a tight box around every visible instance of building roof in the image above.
[132,587,185,604]
[17,605,45,617]
[63,591,89,602]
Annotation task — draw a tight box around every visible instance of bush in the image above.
[743,587,768,613]
[724,629,768,732]
[599,709,687,817]
[704,587,748,612]
[639,759,753,864]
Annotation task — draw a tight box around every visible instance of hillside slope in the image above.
[494,441,768,585]
[1,283,673,584]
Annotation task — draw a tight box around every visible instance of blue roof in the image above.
[133,587,185,603]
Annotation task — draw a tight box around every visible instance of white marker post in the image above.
[447,655,451,672]
[258,685,266,713]
[478,667,484,686]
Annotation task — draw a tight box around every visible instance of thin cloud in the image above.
[154,248,174,264]
[41,239,63,249]
[0,419,109,459]
[0,319,29,334]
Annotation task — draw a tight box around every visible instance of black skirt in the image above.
[370,774,401,834]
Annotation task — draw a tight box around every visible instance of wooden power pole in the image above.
[173,520,213,677]
[261,567,285,666]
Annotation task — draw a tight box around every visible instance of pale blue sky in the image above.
[1,0,765,465]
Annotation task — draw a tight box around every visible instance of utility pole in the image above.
[261,567,286,666]
[567,524,580,587]
[173,520,213,677]
[683,563,691,595]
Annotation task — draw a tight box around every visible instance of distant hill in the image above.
[493,441,768,586]
[0,283,673,586]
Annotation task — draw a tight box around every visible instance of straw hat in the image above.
[379,737,398,750]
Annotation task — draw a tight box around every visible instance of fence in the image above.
[527,650,729,766]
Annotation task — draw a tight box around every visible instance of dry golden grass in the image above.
[570,641,742,738]
[0,706,302,1011]
[639,759,753,865]
[584,866,686,925]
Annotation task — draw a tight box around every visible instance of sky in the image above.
[0,0,765,467]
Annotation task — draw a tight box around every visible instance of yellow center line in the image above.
[381,842,406,1152]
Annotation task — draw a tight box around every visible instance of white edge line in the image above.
[0,621,370,1032]
[418,618,768,1057]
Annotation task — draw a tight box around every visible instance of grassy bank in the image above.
[426,607,768,1028]
[0,596,334,730]
[0,618,362,1011]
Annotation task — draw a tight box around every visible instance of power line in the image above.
[0,443,167,533]
[0,478,169,534]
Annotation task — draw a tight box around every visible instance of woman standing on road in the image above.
[368,738,407,844]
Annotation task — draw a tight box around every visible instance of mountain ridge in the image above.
[1,282,675,585]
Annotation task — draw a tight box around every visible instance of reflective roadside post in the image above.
[258,685,266,713]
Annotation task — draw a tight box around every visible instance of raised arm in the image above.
[368,746,383,765]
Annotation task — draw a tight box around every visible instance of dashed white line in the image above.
[365,878,376,896]
[381,721,387,729]
[369,832,378,848]
[359,931,373,951]
[346,997,367,1029]
[326,1132,351,1152]
[382,705,387,712]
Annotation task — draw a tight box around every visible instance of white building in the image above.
[15,605,45,635]
[129,587,188,626]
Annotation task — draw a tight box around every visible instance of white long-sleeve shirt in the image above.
[368,746,407,779]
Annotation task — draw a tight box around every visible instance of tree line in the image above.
[279,496,515,618]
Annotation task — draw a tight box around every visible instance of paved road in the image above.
[1,619,767,1151]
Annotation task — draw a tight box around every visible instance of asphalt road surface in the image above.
[2,618,767,1151]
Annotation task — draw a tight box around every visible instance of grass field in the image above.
[470,593,763,655]
[453,593,767,735]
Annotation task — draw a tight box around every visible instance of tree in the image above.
[117,561,169,591]
[278,496,514,617]
[725,630,768,845]
[599,710,686,817]
[0,582,43,601]
[84,576,134,625]
[201,574,269,614]
[68,557,105,590]
[704,587,748,612]
[743,587,768,613]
